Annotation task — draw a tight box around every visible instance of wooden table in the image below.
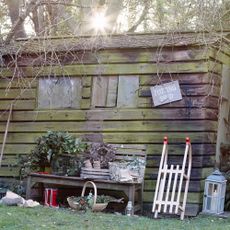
[26,173,143,213]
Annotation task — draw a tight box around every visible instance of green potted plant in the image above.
[19,131,88,177]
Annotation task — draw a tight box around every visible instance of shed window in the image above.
[117,75,139,108]
[37,77,82,109]
[91,75,139,108]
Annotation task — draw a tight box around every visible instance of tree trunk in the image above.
[4,0,38,44]
[79,0,92,34]
[105,0,123,33]
[5,0,26,38]
[56,4,80,35]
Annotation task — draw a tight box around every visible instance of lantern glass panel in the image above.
[208,183,213,195]
[211,197,218,212]
[213,184,218,193]
[206,197,211,210]
[220,198,224,212]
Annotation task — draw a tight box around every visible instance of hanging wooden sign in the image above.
[150,80,182,107]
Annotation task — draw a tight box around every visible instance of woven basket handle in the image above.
[81,181,97,206]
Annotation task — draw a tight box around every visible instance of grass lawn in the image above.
[0,205,229,230]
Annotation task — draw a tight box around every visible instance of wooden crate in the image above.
[80,167,110,180]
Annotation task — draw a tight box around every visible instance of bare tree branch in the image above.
[38,0,90,8]
[127,1,150,33]
[4,0,93,44]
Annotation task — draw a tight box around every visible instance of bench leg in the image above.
[128,185,135,203]
[127,185,135,212]
[26,175,32,199]
[139,184,143,214]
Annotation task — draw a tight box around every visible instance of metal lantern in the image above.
[202,169,226,215]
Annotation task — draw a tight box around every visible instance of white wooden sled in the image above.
[152,137,192,220]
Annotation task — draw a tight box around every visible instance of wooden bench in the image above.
[26,144,146,213]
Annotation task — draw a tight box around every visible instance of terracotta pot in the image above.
[93,161,101,169]
[84,159,93,168]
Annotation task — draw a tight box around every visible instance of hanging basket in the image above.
[67,181,108,212]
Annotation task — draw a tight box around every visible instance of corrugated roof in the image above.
[0,32,229,55]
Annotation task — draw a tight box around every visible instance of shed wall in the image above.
[0,45,223,215]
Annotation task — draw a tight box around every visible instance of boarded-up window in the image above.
[117,75,139,107]
[92,76,118,107]
[38,77,82,109]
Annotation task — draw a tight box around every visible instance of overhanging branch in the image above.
[127,1,150,33]
[4,0,90,44]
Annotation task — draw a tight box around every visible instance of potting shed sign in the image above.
[150,80,182,106]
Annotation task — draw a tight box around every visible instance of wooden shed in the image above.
[0,32,230,215]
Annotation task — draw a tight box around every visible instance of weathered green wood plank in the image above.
[208,61,222,74]
[0,132,217,144]
[0,100,35,110]
[14,48,209,66]
[82,76,92,87]
[138,96,219,109]
[106,76,118,107]
[146,143,216,156]
[147,155,215,168]
[209,48,230,65]
[201,167,214,179]
[145,167,213,180]
[80,99,91,109]
[9,145,146,156]
[92,48,208,63]
[139,73,221,86]
[91,76,108,107]
[117,75,139,108]
[0,144,34,154]
[86,108,218,121]
[0,78,37,89]
[143,191,202,203]
[82,87,91,98]
[0,89,36,99]
[144,180,205,192]
[217,42,230,57]
[1,61,211,77]
[0,108,218,121]
[139,85,220,97]
[0,110,86,121]
[0,167,19,177]
[1,155,19,166]
[91,76,118,107]
[144,180,204,193]
[102,132,217,144]
[0,143,215,156]
[0,120,217,132]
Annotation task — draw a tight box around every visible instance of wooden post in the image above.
[0,103,13,167]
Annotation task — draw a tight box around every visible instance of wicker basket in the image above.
[67,181,108,212]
